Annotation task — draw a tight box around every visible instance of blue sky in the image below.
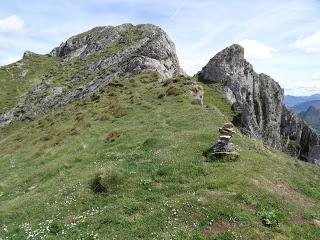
[0,0,320,95]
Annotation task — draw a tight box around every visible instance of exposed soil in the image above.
[203,222,238,235]
[242,203,257,212]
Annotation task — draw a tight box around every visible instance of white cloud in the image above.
[0,15,24,34]
[0,56,21,66]
[238,39,276,60]
[291,31,320,53]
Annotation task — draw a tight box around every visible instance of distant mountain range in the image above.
[291,100,320,113]
[299,106,320,131]
[285,94,320,107]
[285,95,320,131]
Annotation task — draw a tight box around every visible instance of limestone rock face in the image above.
[199,44,320,163]
[50,24,184,79]
[0,24,184,127]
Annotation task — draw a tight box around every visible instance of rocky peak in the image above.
[0,24,184,128]
[50,23,184,79]
[23,50,36,59]
[199,44,320,164]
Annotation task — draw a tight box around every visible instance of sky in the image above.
[0,0,320,96]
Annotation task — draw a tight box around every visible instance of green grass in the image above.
[1,72,320,239]
[0,55,60,114]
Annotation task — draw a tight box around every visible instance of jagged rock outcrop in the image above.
[49,24,183,79]
[0,24,184,127]
[199,44,320,164]
[23,50,36,59]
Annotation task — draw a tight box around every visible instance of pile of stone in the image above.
[206,122,239,161]
[213,122,236,152]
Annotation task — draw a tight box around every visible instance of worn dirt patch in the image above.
[273,181,315,207]
[196,190,237,205]
[127,213,138,220]
[289,215,310,224]
[63,214,76,224]
[288,215,320,226]
[252,177,315,207]
[155,181,165,189]
[203,222,238,235]
[242,203,257,212]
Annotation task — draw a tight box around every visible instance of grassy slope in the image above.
[0,72,320,239]
[0,55,60,115]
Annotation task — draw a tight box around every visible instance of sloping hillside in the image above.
[1,24,320,240]
[0,24,183,128]
[1,72,320,239]
[0,53,58,115]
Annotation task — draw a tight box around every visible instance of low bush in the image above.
[166,85,181,96]
[91,167,123,193]
[257,209,279,228]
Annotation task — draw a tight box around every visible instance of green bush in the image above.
[49,221,62,235]
[91,167,123,193]
[257,209,279,227]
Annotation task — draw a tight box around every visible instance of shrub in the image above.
[257,209,279,227]
[98,114,110,121]
[108,103,128,118]
[166,85,181,96]
[90,93,100,102]
[91,167,123,193]
[158,93,165,99]
[40,135,51,141]
[70,126,81,135]
[287,140,301,151]
[49,221,62,235]
[142,137,167,149]
[104,130,121,144]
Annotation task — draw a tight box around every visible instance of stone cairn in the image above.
[214,122,235,152]
[206,122,239,161]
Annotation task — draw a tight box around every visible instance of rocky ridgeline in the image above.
[49,24,184,79]
[0,24,319,164]
[199,44,320,164]
[0,24,185,127]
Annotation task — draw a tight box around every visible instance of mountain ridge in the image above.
[0,24,184,128]
[285,94,320,107]
[1,23,320,239]
[0,25,319,164]
[291,100,320,113]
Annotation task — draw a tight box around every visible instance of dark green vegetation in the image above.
[1,72,320,239]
